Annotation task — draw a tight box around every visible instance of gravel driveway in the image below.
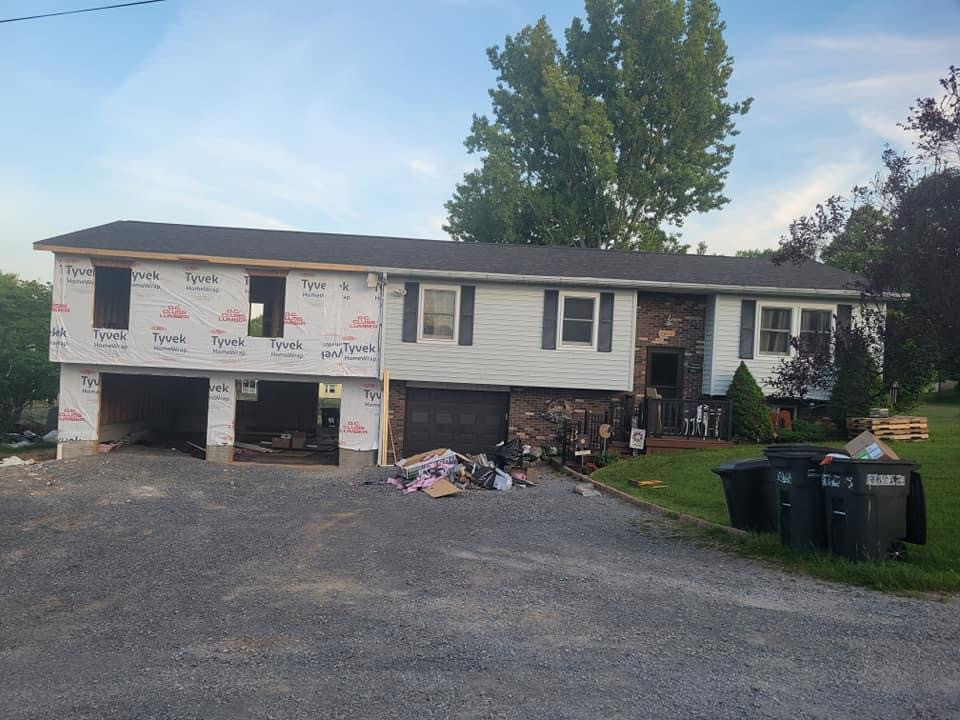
[1,453,957,719]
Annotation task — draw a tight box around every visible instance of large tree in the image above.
[444,0,751,252]
[0,272,58,431]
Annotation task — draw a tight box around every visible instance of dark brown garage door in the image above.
[404,388,509,456]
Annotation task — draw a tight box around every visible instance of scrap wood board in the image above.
[847,416,929,441]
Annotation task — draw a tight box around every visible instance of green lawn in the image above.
[593,393,960,593]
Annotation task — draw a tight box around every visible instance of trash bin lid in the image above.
[763,445,841,458]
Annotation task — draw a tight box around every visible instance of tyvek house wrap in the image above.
[207,373,235,447]
[339,378,382,452]
[50,256,381,376]
[58,365,100,442]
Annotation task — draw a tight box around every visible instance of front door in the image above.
[646,348,684,399]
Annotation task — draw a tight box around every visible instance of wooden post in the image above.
[378,368,390,466]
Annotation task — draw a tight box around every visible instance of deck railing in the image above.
[556,396,732,463]
[644,397,732,441]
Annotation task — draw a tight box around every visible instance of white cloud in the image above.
[406,158,440,177]
[682,156,872,256]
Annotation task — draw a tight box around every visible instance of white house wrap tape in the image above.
[57,365,100,442]
[338,378,382,451]
[206,374,236,447]
[50,256,381,377]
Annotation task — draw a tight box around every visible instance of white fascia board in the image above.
[372,266,867,298]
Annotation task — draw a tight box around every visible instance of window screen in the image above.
[759,308,791,354]
[421,288,457,339]
[800,309,832,354]
[561,296,595,345]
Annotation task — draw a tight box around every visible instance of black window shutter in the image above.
[836,304,853,333]
[542,290,559,349]
[597,292,614,352]
[739,299,756,359]
[458,285,475,346]
[402,282,419,343]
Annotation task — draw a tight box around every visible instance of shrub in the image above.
[777,418,828,443]
[594,449,622,468]
[727,362,774,443]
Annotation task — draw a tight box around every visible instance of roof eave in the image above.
[34,243,867,298]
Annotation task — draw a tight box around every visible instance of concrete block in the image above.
[57,441,97,460]
[205,445,234,464]
[339,448,376,469]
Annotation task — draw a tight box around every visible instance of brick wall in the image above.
[386,380,625,459]
[508,386,626,448]
[634,292,706,401]
[386,379,406,463]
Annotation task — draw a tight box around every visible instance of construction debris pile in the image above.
[389,439,536,498]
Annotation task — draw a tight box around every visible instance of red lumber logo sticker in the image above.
[284,311,305,326]
[349,314,378,329]
[58,408,85,422]
[161,305,190,319]
[218,308,247,323]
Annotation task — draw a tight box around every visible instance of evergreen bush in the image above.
[727,362,774,443]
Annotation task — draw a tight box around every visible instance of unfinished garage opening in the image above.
[98,373,208,454]
[234,380,338,464]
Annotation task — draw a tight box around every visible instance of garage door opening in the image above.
[404,388,508,456]
[98,373,208,455]
[234,380,338,464]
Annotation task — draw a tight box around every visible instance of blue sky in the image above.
[3,0,958,280]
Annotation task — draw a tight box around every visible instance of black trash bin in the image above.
[763,445,841,552]
[820,458,922,561]
[712,458,777,532]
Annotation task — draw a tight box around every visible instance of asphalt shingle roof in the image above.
[34,220,864,292]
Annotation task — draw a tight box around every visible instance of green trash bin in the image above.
[820,458,921,561]
[712,458,777,533]
[763,445,840,552]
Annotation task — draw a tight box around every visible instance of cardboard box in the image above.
[290,431,307,449]
[423,478,463,498]
[271,433,292,450]
[845,430,899,461]
[396,448,457,480]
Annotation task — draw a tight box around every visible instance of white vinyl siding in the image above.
[707,294,860,400]
[385,279,636,391]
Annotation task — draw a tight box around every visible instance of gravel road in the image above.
[1,453,957,719]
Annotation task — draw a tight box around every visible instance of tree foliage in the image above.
[773,65,960,386]
[444,0,751,252]
[734,248,775,258]
[727,362,773,443]
[768,307,894,421]
[0,272,58,431]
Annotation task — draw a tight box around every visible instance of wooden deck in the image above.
[643,436,732,454]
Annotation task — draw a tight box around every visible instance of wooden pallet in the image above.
[847,416,929,441]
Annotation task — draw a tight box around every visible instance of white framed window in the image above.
[558,291,598,349]
[238,378,258,401]
[325,383,338,394]
[418,285,459,341]
[799,309,832,355]
[758,307,792,355]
